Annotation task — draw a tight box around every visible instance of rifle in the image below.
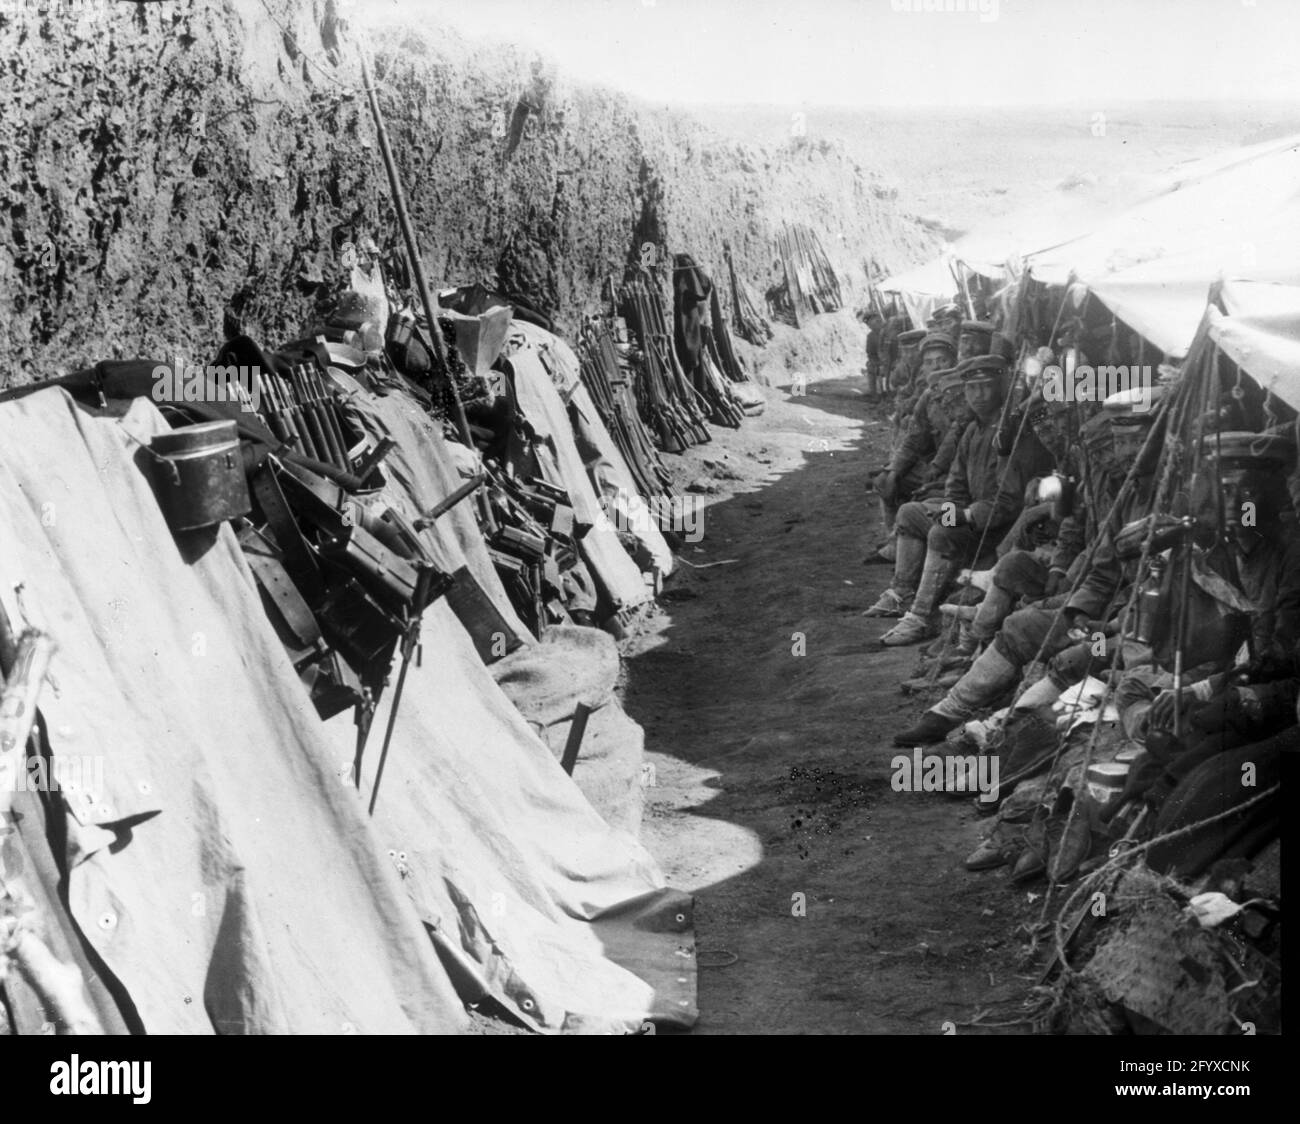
[413,473,486,530]
[367,567,436,816]
[949,260,975,320]
[358,51,473,451]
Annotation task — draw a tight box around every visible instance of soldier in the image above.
[1129,430,1300,735]
[863,310,885,400]
[868,354,1053,645]
[930,303,963,343]
[890,326,925,389]
[942,391,1078,666]
[892,388,1157,745]
[867,363,962,565]
[870,333,960,563]
[895,330,955,435]
[956,320,994,362]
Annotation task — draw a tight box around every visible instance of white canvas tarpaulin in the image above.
[1209,280,1300,413]
[505,324,654,620]
[509,318,674,579]
[0,388,697,1034]
[0,390,467,1033]
[1025,136,1300,356]
[321,398,695,1029]
[337,369,531,647]
[878,255,955,328]
[1085,216,1300,359]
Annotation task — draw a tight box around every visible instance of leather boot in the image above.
[863,587,907,617]
[970,582,1015,644]
[893,709,962,746]
[878,495,896,537]
[880,610,937,647]
[940,619,979,669]
[931,644,1020,722]
[1013,674,1063,712]
[910,551,962,619]
[891,532,926,602]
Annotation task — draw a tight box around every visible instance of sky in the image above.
[353,0,1300,108]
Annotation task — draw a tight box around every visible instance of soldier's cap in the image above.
[920,331,958,355]
[1025,390,1070,424]
[989,332,1017,361]
[1201,430,1294,469]
[935,303,962,319]
[1103,387,1164,425]
[1082,410,1115,450]
[957,353,1009,383]
[898,327,927,345]
[935,368,965,394]
[959,320,995,335]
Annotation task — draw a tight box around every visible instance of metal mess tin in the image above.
[150,419,251,531]
[1085,760,1131,808]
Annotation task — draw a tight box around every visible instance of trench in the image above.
[621,374,1039,1034]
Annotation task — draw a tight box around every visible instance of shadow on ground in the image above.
[619,373,1042,1035]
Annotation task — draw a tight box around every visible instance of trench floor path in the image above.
[621,374,1039,1035]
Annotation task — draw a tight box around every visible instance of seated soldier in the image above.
[895,330,956,437]
[887,327,926,429]
[868,332,958,560]
[1118,434,1300,880]
[893,388,1158,745]
[942,391,1078,666]
[867,354,1053,646]
[866,368,973,568]
[1118,430,1300,738]
[956,320,994,362]
[929,303,963,344]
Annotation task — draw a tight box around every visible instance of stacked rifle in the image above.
[577,321,674,503]
[619,274,714,450]
[724,242,773,347]
[480,466,586,636]
[776,222,843,325]
[257,361,355,473]
[704,283,747,385]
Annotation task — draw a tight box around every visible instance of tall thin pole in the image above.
[358,48,474,450]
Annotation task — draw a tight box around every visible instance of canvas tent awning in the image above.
[1208,279,1300,414]
[1024,136,1300,356]
[0,387,697,1034]
[878,255,956,327]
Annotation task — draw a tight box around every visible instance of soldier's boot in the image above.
[930,644,1021,724]
[864,533,923,616]
[970,583,1015,644]
[862,497,898,562]
[864,503,897,565]
[893,709,962,746]
[910,551,963,621]
[879,495,896,536]
[879,610,937,647]
[1013,674,1063,712]
[940,618,980,670]
[881,550,960,644]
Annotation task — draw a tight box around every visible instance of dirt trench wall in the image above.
[0,0,936,382]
